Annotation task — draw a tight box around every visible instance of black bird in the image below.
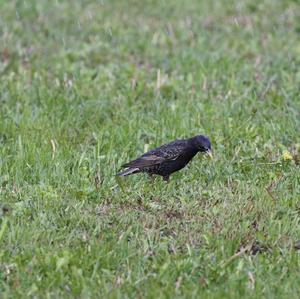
[116,135,212,182]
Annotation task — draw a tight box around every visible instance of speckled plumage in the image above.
[116,135,212,181]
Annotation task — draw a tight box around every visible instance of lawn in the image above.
[0,0,300,298]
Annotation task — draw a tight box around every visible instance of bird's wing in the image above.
[122,140,187,168]
[122,154,166,168]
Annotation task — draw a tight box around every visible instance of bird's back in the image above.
[142,139,188,159]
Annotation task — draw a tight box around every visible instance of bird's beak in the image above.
[206,149,213,159]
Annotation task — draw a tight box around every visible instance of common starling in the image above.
[116,135,212,182]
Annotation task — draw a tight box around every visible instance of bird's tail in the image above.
[116,167,139,177]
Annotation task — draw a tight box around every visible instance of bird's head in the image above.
[191,135,213,158]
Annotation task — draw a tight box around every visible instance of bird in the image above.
[116,135,212,182]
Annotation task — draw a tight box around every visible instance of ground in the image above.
[0,0,300,298]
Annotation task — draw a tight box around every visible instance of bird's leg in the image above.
[148,174,155,183]
[163,176,170,183]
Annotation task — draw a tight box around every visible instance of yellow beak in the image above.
[206,149,213,159]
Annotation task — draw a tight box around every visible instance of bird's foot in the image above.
[163,176,170,183]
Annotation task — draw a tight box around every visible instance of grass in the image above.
[0,0,300,298]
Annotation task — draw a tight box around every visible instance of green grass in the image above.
[1,0,300,298]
